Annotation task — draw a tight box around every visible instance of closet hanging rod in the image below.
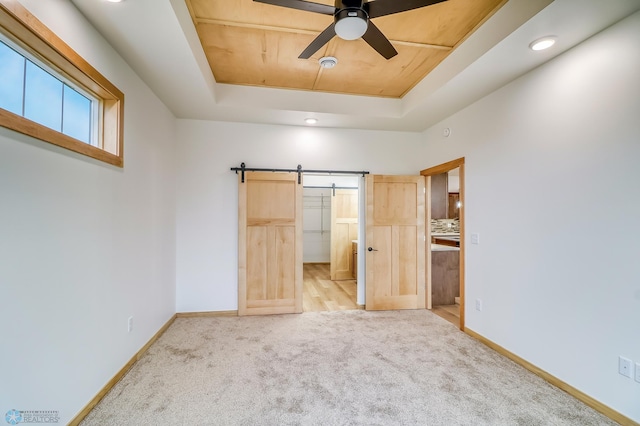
[303,186,358,190]
[231,163,369,183]
[305,183,359,195]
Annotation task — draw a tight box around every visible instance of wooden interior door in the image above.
[238,172,302,315]
[330,189,358,280]
[365,175,426,310]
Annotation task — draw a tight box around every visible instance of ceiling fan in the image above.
[253,0,447,60]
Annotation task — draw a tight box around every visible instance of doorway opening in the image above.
[302,175,360,312]
[421,158,465,330]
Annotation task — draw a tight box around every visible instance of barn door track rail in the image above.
[231,163,369,183]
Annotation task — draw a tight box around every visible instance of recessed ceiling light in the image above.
[529,36,557,51]
[106,0,124,3]
[318,56,338,69]
[305,118,318,125]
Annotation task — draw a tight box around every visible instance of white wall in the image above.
[0,1,176,423]
[448,174,460,193]
[175,121,423,312]
[421,12,640,422]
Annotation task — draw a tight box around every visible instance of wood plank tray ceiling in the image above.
[186,0,506,98]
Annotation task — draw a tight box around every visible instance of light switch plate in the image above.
[619,356,632,378]
[471,233,480,245]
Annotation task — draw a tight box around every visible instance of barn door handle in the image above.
[367,247,377,252]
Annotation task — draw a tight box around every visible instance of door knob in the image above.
[367,247,377,252]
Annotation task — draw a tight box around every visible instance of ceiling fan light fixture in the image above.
[334,9,368,41]
[529,36,557,51]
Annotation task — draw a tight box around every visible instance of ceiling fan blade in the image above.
[361,21,397,59]
[299,23,336,59]
[366,0,447,19]
[253,0,335,15]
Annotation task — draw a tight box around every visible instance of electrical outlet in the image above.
[635,363,640,383]
[618,356,632,378]
[475,299,483,312]
[127,316,133,333]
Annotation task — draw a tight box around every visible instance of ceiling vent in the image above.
[319,56,338,69]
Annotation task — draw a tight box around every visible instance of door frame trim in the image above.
[421,157,465,331]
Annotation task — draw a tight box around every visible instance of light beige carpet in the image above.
[81,310,615,425]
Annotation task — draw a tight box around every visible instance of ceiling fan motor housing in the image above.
[334,8,369,40]
[337,0,365,8]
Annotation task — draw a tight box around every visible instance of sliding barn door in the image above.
[330,189,358,280]
[238,172,302,315]
[366,175,425,310]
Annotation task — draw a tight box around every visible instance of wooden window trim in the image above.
[0,1,124,167]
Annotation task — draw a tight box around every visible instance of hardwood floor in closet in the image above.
[303,263,358,312]
[431,304,460,327]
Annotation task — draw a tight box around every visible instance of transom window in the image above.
[0,1,124,167]
[0,37,97,146]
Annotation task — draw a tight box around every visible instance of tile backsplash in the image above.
[431,218,459,233]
